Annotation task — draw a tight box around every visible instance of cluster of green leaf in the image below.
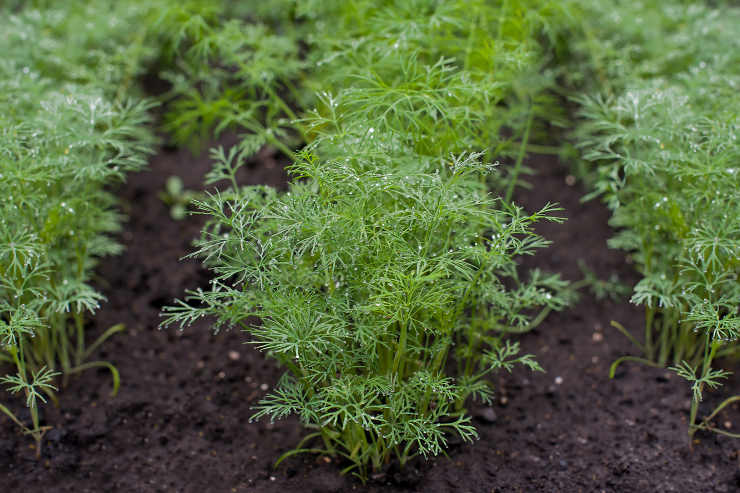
[298,0,570,162]
[165,149,569,478]
[163,0,574,481]
[155,0,572,197]
[151,0,307,152]
[0,0,156,453]
[569,0,740,439]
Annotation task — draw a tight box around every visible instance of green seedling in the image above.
[159,176,200,220]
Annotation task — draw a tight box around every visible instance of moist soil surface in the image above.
[2,141,740,493]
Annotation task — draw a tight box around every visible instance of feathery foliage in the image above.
[155,0,572,196]
[164,146,569,479]
[569,0,740,439]
[152,0,306,152]
[0,0,156,453]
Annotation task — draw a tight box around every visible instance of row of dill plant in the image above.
[566,0,740,440]
[160,0,576,481]
[0,0,158,455]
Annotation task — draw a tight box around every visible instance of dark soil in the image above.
[2,143,740,492]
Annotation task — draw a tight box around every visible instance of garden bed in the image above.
[2,141,738,492]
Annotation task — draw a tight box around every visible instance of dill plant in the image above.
[569,0,740,439]
[163,0,573,480]
[0,1,156,453]
[163,144,568,479]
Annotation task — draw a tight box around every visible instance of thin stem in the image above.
[644,307,655,362]
[504,105,533,204]
[391,320,408,376]
[74,312,85,368]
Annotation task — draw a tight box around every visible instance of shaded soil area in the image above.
[2,143,740,492]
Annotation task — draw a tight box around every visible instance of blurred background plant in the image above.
[566,0,740,439]
[0,0,157,454]
[153,0,574,199]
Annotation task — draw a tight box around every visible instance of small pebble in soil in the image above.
[260,383,269,391]
[474,407,497,423]
[565,175,576,186]
[554,376,563,385]
[592,332,603,342]
[724,421,732,429]
[269,476,276,481]
[217,371,226,380]
[228,350,240,361]
[591,356,599,364]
